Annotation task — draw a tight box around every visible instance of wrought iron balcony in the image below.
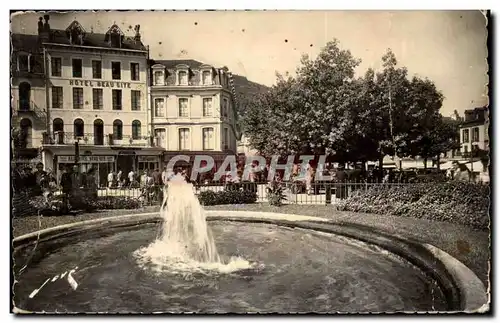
[12,100,47,122]
[43,132,160,148]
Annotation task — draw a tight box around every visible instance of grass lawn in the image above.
[12,203,490,288]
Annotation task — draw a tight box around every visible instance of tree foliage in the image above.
[240,41,455,163]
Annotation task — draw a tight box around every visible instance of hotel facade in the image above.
[11,15,240,184]
[149,59,240,171]
[11,15,164,186]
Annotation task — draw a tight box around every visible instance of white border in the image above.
[4,2,498,322]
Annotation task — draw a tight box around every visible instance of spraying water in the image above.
[135,175,254,274]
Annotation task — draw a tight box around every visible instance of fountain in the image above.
[12,177,487,313]
[134,175,253,274]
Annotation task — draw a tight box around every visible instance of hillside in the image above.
[231,74,270,116]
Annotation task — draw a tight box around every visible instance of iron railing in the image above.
[44,132,157,147]
[44,180,443,206]
[12,100,47,123]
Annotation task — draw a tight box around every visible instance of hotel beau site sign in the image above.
[69,79,132,88]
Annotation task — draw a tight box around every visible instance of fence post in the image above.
[325,183,332,205]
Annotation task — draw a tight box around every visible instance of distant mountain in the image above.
[231,74,270,116]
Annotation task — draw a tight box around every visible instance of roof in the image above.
[149,59,209,69]
[47,29,147,51]
[11,33,43,53]
[11,30,147,52]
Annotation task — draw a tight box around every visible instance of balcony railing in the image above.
[44,132,159,147]
[12,100,47,122]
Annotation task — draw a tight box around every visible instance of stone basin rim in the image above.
[12,210,489,314]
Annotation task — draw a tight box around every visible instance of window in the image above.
[113,120,123,140]
[72,88,83,109]
[178,71,188,85]
[154,71,164,85]
[20,118,32,147]
[132,120,141,140]
[203,98,213,117]
[131,90,141,111]
[92,60,102,79]
[112,89,122,110]
[154,129,166,148]
[223,98,229,117]
[18,82,31,110]
[18,54,29,72]
[178,98,188,117]
[472,127,480,142]
[74,119,84,138]
[51,57,62,77]
[154,98,165,117]
[53,118,64,133]
[179,128,190,150]
[462,129,470,143]
[112,62,121,80]
[223,128,229,149]
[202,71,212,85]
[52,87,63,109]
[130,63,139,81]
[72,59,82,78]
[464,145,468,153]
[202,128,214,150]
[110,33,121,48]
[92,89,103,110]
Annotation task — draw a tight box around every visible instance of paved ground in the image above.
[12,203,490,288]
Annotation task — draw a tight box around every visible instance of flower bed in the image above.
[15,194,144,217]
[336,182,490,230]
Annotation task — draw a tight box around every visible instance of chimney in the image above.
[134,24,141,42]
[38,15,51,42]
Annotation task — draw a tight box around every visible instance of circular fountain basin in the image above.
[12,212,486,313]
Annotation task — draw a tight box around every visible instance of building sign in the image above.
[69,79,131,88]
[59,156,115,163]
[138,156,158,162]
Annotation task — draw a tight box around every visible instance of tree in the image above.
[241,39,362,159]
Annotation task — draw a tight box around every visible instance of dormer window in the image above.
[154,71,164,85]
[202,70,212,85]
[105,24,124,49]
[111,33,121,48]
[65,20,86,46]
[178,71,188,85]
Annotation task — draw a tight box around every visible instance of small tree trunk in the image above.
[436,155,441,171]
[423,157,428,171]
[378,154,384,181]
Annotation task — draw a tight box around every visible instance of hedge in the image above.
[198,190,258,206]
[336,182,490,230]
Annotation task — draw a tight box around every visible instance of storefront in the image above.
[58,155,115,187]
[137,156,160,172]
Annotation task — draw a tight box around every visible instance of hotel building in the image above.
[11,15,164,185]
[459,106,489,156]
[149,59,240,171]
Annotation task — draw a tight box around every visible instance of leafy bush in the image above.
[198,189,258,206]
[266,180,287,207]
[94,196,142,210]
[336,182,490,230]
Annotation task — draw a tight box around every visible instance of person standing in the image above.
[335,165,348,200]
[107,170,115,188]
[116,169,123,188]
[152,168,162,201]
[60,165,73,214]
[127,169,135,188]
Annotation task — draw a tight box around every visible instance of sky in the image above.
[11,10,489,116]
